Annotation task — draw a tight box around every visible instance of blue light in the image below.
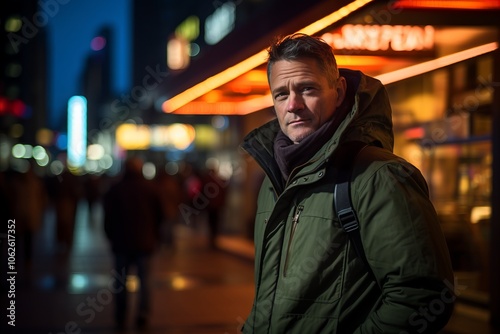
[56,133,68,150]
[67,96,87,168]
[71,274,88,290]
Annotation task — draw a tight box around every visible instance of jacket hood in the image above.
[241,69,394,185]
[337,68,393,152]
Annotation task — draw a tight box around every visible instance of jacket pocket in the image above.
[277,215,346,305]
[283,205,304,277]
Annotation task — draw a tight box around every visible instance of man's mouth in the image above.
[288,119,307,125]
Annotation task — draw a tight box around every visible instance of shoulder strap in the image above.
[333,141,379,286]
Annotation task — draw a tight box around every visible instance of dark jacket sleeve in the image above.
[353,157,455,333]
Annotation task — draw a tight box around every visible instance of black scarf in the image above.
[273,106,348,180]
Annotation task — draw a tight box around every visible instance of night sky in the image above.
[46,0,132,130]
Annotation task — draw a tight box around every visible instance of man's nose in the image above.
[287,92,304,113]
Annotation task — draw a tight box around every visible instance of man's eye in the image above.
[275,92,287,100]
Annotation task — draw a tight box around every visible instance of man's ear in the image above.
[335,76,347,108]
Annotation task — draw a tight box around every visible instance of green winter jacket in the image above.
[240,69,455,334]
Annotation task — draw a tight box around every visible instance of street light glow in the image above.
[67,95,87,169]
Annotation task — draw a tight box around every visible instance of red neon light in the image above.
[0,97,7,114]
[394,0,500,10]
[404,127,425,139]
[11,99,26,117]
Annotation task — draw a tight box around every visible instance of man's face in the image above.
[269,58,346,144]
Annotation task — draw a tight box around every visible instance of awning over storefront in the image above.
[159,0,500,116]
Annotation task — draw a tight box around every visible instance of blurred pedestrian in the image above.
[181,164,204,226]
[84,173,103,225]
[103,157,164,330]
[155,169,183,247]
[202,166,228,249]
[9,164,47,269]
[47,168,82,254]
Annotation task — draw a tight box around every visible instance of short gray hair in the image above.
[266,33,339,87]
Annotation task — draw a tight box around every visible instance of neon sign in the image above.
[321,25,435,53]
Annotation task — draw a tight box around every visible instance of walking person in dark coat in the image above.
[203,166,228,249]
[103,157,164,330]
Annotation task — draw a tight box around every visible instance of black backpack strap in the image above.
[333,141,379,287]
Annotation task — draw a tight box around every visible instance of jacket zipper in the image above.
[283,205,304,277]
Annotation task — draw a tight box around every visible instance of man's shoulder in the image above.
[332,142,401,174]
[351,145,428,193]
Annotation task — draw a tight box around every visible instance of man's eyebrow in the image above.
[271,85,287,95]
[271,80,319,94]
[298,80,320,87]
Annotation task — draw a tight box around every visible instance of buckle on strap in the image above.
[338,207,359,233]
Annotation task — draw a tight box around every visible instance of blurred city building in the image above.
[0,0,48,172]
[82,26,113,132]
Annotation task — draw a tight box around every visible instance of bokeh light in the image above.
[90,36,107,51]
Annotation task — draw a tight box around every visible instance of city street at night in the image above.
[2,2,500,332]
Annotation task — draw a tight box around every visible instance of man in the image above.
[240,33,455,333]
[103,157,164,330]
